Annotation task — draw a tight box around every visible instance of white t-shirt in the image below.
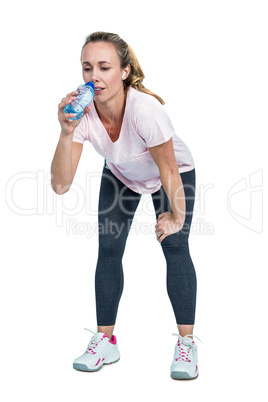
[73,86,195,194]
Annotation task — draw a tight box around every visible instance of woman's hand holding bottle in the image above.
[58,91,91,136]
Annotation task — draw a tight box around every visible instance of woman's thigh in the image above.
[97,163,142,250]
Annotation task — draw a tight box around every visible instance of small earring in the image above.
[122,72,126,79]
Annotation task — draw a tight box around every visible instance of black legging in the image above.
[95,161,197,326]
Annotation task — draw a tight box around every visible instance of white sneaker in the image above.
[73,328,120,372]
[170,333,202,380]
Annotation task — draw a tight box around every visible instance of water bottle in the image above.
[64,81,95,120]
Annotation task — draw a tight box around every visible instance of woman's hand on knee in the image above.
[155,212,183,243]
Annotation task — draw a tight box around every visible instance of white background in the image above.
[1,0,267,400]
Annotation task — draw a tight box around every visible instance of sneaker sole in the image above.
[73,357,120,372]
[171,371,198,380]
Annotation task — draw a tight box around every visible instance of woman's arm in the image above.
[51,135,83,194]
[149,138,186,226]
[149,138,186,239]
[51,91,90,195]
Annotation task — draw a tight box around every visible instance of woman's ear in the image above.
[122,65,131,80]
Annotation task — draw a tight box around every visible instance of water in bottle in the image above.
[64,81,95,120]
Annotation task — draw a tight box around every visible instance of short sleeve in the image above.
[136,102,175,147]
[72,115,89,144]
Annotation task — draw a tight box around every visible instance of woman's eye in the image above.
[83,67,109,72]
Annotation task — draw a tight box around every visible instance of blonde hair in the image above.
[81,31,165,105]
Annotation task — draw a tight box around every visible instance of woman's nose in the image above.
[91,68,99,82]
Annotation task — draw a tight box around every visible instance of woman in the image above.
[51,31,201,380]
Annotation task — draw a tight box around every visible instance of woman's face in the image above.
[81,41,128,105]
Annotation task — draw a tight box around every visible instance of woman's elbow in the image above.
[51,183,71,195]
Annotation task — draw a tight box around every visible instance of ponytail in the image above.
[125,45,165,105]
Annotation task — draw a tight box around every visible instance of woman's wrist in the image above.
[172,214,182,224]
[60,129,74,140]
[172,213,184,227]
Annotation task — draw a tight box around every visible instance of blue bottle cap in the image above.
[85,82,94,89]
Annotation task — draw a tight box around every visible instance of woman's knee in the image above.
[160,232,189,253]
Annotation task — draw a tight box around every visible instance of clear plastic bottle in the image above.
[64,81,95,120]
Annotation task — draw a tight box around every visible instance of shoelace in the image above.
[84,328,101,355]
[172,333,203,362]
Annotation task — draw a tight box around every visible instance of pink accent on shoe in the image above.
[85,343,97,354]
[95,358,101,366]
[108,335,117,345]
[102,333,117,345]
[102,358,105,361]
[195,365,198,372]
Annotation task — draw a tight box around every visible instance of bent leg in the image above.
[95,163,141,326]
[151,169,197,325]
